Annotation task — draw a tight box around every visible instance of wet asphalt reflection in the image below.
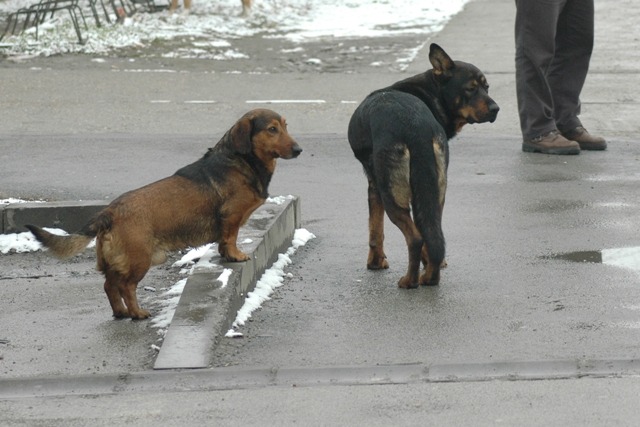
[547,247,640,272]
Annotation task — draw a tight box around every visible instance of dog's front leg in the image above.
[219,216,250,262]
[219,240,249,262]
[219,196,264,262]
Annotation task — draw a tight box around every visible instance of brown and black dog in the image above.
[347,44,499,289]
[27,109,301,320]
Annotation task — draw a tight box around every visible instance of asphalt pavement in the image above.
[2,0,640,425]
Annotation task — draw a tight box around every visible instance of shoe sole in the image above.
[577,143,607,151]
[522,143,580,155]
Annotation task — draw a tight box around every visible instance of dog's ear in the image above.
[229,116,253,154]
[429,43,455,79]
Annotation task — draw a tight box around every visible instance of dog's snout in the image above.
[291,143,303,158]
[488,101,500,122]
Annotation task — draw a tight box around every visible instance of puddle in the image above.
[548,250,602,263]
[545,247,640,273]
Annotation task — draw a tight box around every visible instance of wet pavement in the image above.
[2,0,640,424]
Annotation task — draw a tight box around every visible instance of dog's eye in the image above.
[268,126,278,133]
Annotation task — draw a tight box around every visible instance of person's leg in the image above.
[548,0,593,133]
[515,0,564,141]
[548,0,606,150]
[515,0,579,154]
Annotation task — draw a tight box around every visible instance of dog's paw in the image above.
[419,270,440,286]
[367,259,389,270]
[219,244,250,262]
[397,275,419,289]
[130,308,151,320]
[367,252,389,270]
[112,308,131,319]
[225,251,250,262]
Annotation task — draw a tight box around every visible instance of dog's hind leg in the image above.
[104,268,151,320]
[409,135,447,287]
[417,190,446,286]
[120,255,152,320]
[98,235,151,319]
[419,204,448,275]
[383,204,422,289]
[367,179,389,270]
[103,271,129,319]
[419,245,441,286]
[119,278,151,320]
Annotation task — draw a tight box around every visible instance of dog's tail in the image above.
[26,215,103,259]
[26,225,94,259]
[408,134,447,268]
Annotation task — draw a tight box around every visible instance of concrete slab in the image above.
[1,200,108,234]
[154,196,301,370]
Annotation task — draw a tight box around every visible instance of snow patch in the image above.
[225,228,315,337]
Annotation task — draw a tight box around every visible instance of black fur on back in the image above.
[175,128,272,199]
[352,90,447,265]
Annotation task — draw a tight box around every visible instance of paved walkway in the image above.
[1,0,640,424]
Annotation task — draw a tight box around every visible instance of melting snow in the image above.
[0,0,470,58]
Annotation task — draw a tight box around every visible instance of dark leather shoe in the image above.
[562,127,607,151]
[522,131,580,155]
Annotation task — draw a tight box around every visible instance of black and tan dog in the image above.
[27,109,301,320]
[347,44,499,289]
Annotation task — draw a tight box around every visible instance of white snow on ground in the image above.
[0,227,66,254]
[0,0,470,57]
[149,226,315,337]
[0,198,45,204]
[602,247,640,272]
[226,228,315,337]
[150,277,187,330]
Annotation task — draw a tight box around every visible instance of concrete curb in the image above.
[4,357,640,399]
[154,196,301,370]
[1,200,108,234]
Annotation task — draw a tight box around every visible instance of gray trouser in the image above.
[515,0,594,140]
